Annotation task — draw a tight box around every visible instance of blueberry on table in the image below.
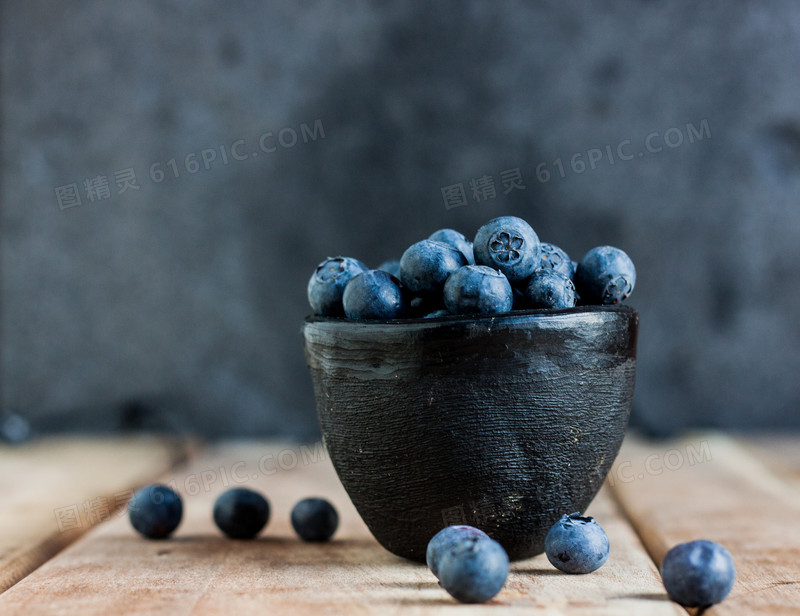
[443,265,513,315]
[400,239,468,296]
[545,512,609,573]
[426,525,490,578]
[473,216,540,283]
[537,242,575,279]
[574,246,636,305]
[437,534,509,603]
[428,228,475,265]
[660,540,736,607]
[524,270,577,309]
[307,256,368,316]
[0,411,31,444]
[128,484,183,539]
[376,259,401,278]
[213,487,270,539]
[291,497,339,542]
[342,270,408,320]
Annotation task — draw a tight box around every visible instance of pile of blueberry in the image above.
[426,515,735,607]
[128,484,338,542]
[307,215,636,319]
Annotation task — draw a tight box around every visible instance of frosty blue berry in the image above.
[473,216,540,283]
[660,540,735,607]
[307,256,367,316]
[128,484,183,539]
[545,512,609,574]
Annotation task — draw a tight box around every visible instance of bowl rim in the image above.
[305,304,637,328]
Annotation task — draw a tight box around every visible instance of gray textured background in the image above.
[2,1,799,439]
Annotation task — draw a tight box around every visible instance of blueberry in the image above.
[537,242,575,279]
[524,270,577,309]
[574,246,636,305]
[307,256,368,316]
[400,240,468,296]
[545,512,609,574]
[291,497,339,542]
[376,259,401,278]
[0,411,31,444]
[660,540,736,607]
[426,525,489,578]
[213,487,270,539]
[428,229,475,265]
[342,270,408,320]
[473,216,540,283]
[443,265,513,315]
[128,484,183,539]
[438,535,509,603]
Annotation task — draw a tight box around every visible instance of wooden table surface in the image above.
[0,433,797,615]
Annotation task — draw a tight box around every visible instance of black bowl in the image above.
[303,305,638,562]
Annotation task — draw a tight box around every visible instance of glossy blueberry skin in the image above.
[128,484,183,539]
[377,259,401,278]
[428,229,475,265]
[342,270,408,320]
[574,246,636,305]
[291,497,339,542]
[537,242,575,279]
[307,257,368,316]
[400,240,468,296]
[524,270,577,309]
[426,525,490,578]
[473,216,540,283]
[438,535,509,603]
[661,540,736,607]
[443,265,513,315]
[545,512,609,574]
[213,488,270,539]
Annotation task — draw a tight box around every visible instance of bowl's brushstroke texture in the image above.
[304,306,638,562]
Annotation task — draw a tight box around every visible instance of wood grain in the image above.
[0,436,189,593]
[738,434,800,489]
[0,441,680,615]
[609,433,800,615]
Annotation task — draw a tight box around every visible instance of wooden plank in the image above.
[737,434,800,490]
[0,441,681,615]
[609,433,800,615]
[0,436,190,593]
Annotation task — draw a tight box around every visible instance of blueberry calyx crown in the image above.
[315,257,347,283]
[603,276,633,304]
[489,231,525,263]
[561,512,595,526]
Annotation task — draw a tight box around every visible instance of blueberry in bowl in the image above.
[303,304,637,562]
[472,215,540,283]
[303,215,637,562]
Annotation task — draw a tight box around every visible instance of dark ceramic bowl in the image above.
[303,305,637,562]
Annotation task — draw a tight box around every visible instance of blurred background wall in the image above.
[2,1,799,440]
